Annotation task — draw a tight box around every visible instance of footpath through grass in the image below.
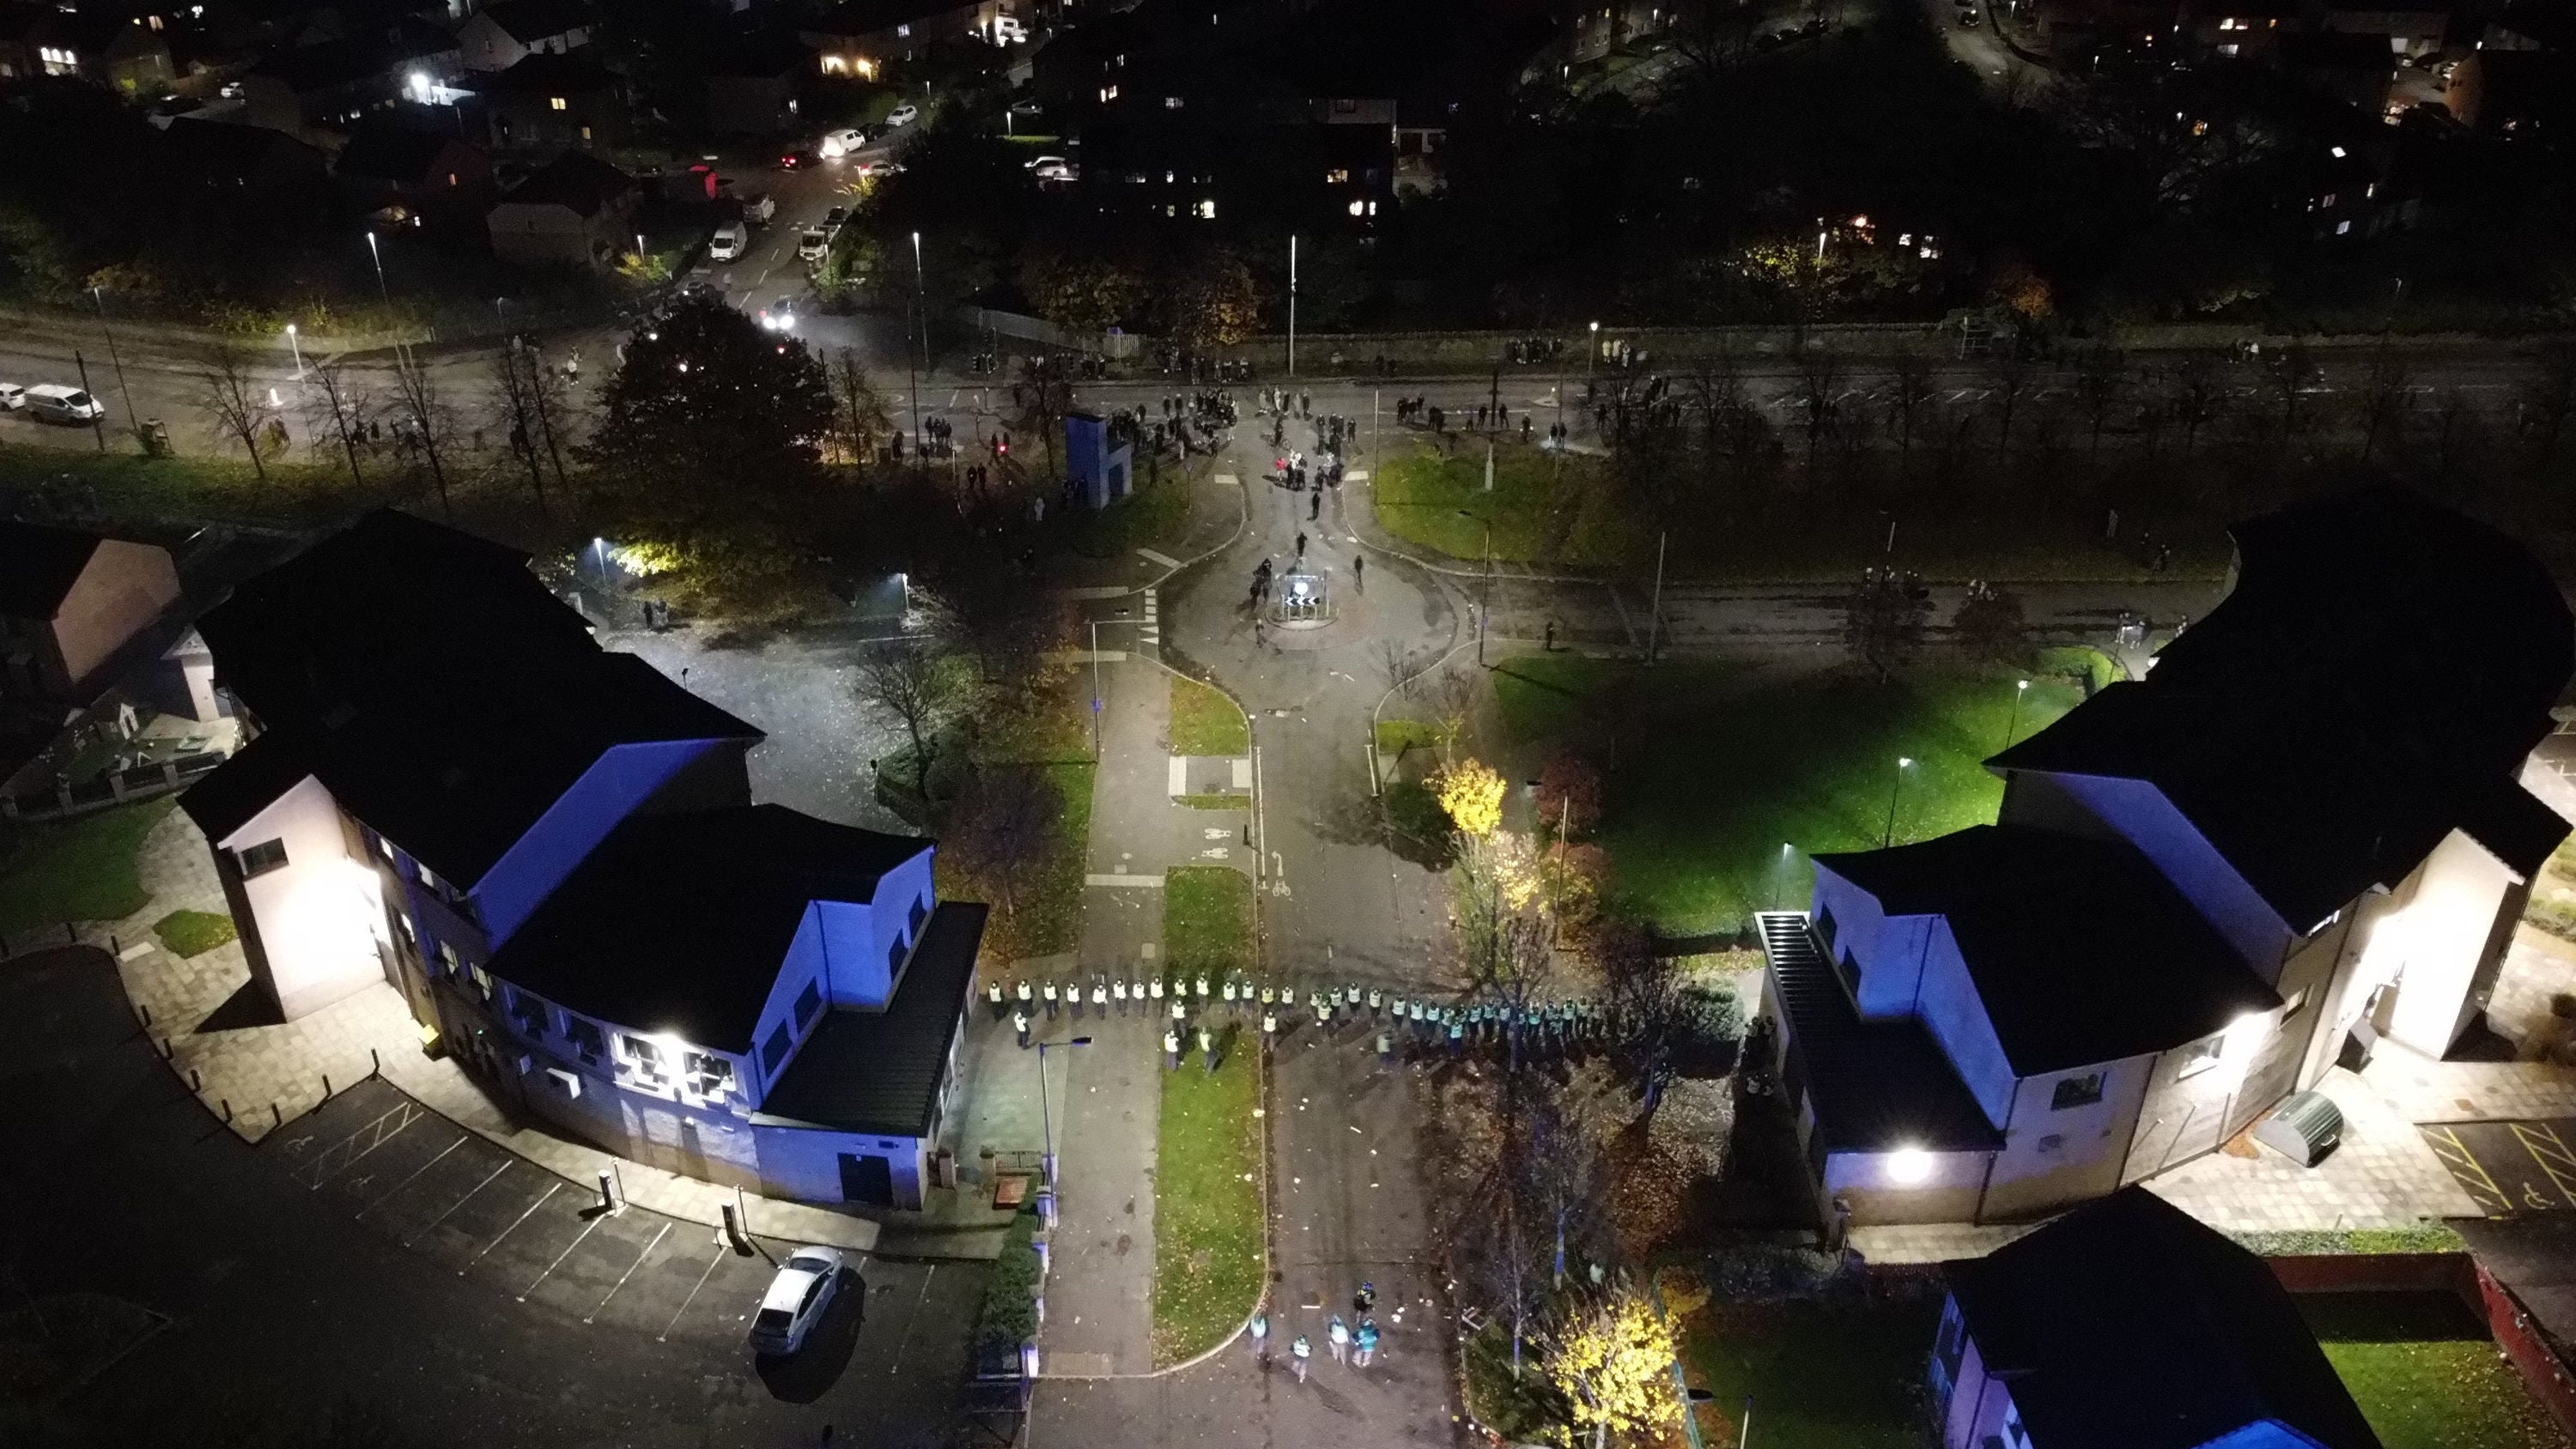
[2301,1293,2573,1449]
[1151,863,1264,1365]
[0,798,173,938]
[1492,655,2082,935]
[1169,676,1250,756]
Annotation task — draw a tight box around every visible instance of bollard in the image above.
[137,1001,152,1028]
[371,1047,381,1077]
[157,1037,172,1059]
[109,934,118,955]
[597,1168,621,1215]
[221,1099,232,1122]
[64,922,74,945]
[720,1203,745,1251]
[321,1073,331,1099]
[189,1068,201,1092]
[270,1102,282,1129]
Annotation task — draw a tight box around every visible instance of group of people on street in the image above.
[991,973,1614,1062]
[1250,1282,1383,1383]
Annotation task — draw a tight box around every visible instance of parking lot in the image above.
[259,1078,981,1406]
[2421,1119,2576,1216]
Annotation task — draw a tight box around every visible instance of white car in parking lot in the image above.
[820,126,866,158]
[0,383,24,410]
[748,1246,848,1355]
[25,385,102,423]
[885,103,919,128]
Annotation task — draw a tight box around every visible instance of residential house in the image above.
[1933,1187,2383,1449]
[0,521,183,704]
[2445,49,2576,137]
[458,50,623,151]
[2178,0,2308,59]
[27,6,177,95]
[798,0,1019,76]
[335,108,493,224]
[485,148,635,267]
[704,33,810,135]
[2318,1,2448,60]
[237,19,460,137]
[1761,484,2573,1226]
[160,114,331,196]
[2278,31,2397,116]
[454,0,589,71]
[178,511,987,1210]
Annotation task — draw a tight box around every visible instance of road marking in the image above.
[1343,469,1369,482]
[301,1101,425,1189]
[2512,1122,2576,1207]
[408,1160,511,1246]
[889,1264,939,1376]
[464,1181,560,1274]
[1056,649,1127,663]
[518,1206,609,1300]
[1169,757,1188,795]
[1231,759,1253,789]
[659,1243,732,1342]
[355,1136,465,1220]
[1050,585,1130,601]
[1200,847,1230,859]
[1086,873,1164,888]
[586,1222,673,1324]
[1215,474,1238,485]
[1204,828,1231,840]
[1139,548,1181,569]
[2421,1125,2511,1214]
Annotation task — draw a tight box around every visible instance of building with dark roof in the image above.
[0,520,181,704]
[1762,484,2574,1226]
[179,512,985,1210]
[1935,1188,2381,1449]
[485,146,635,266]
[160,114,329,195]
[455,0,592,73]
[334,108,492,224]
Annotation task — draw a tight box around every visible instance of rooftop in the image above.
[757,900,987,1137]
[1759,912,2003,1154]
[472,0,592,43]
[183,511,756,883]
[486,805,932,1053]
[337,111,477,183]
[1945,1187,2382,1449]
[497,148,634,215]
[1815,827,2280,1074]
[1995,483,2573,931]
[0,519,107,619]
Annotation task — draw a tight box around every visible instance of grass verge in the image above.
[1169,676,1250,756]
[938,761,1093,961]
[1178,794,1249,810]
[1375,718,1445,755]
[153,908,237,958]
[1163,865,1254,977]
[0,798,173,938]
[1151,1018,1264,1366]
[1492,655,2081,935]
[2300,1292,2571,1449]
[1680,1300,1940,1449]
[0,444,374,526]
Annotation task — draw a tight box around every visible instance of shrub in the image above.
[2525,897,2576,945]
[974,1212,1042,1360]
[153,908,236,958]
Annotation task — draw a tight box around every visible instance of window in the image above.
[1933,1300,1966,1380]
[468,964,494,1000]
[1164,95,1182,108]
[762,1022,793,1075]
[548,95,567,111]
[2176,1034,2227,1080]
[1324,167,1350,184]
[1812,903,1838,954]
[794,979,823,1028]
[909,897,928,937]
[888,936,905,974]
[507,988,549,1037]
[2051,1072,2105,1110]
[623,1034,662,1064]
[565,1016,605,1064]
[236,838,289,878]
[2282,987,2308,1017]
[685,1052,735,1097]
[436,942,460,978]
[897,21,910,36]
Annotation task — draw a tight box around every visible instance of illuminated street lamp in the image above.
[2001,678,2032,752]
[1883,756,1913,847]
[283,322,304,379]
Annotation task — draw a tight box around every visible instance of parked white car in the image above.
[885,103,919,128]
[25,385,102,423]
[708,222,746,262]
[0,383,25,410]
[820,126,866,158]
[748,1247,848,1355]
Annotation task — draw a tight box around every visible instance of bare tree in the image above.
[301,358,371,486]
[1985,347,2037,469]
[1883,346,1939,482]
[522,343,577,501]
[2168,354,2226,456]
[2072,346,2128,465]
[944,764,1061,921]
[192,345,273,482]
[2265,344,2320,447]
[489,347,554,516]
[2356,346,2412,463]
[855,637,957,803]
[828,348,894,468]
[1790,343,1845,481]
[2517,341,2576,475]
[387,350,459,517]
[2430,386,2480,494]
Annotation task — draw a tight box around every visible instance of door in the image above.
[840,1152,895,1207]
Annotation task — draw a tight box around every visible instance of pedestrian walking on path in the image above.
[1091,982,1107,1016]
[1249,1312,1270,1362]
[1263,1010,1278,1043]
[1327,1316,1350,1364]
[1356,1282,1375,1315]
[1355,1319,1379,1367]
[1295,530,1307,559]
[1199,1026,1214,1070]
[1171,997,1188,1025]
[987,981,1005,1018]
[1044,981,1060,1018]
[1353,553,1364,589]
[1014,1009,1030,1047]
[1291,1336,1311,1382]
[1114,979,1128,1015]
[1164,1028,1181,1070]
[1018,979,1033,1011]
[1150,975,1164,1003]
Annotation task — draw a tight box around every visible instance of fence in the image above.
[0,749,226,824]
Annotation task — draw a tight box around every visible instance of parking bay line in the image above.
[586,1222,672,1325]
[659,1244,733,1342]
[888,1264,938,1377]
[406,1160,512,1247]
[355,1136,464,1221]
[463,1182,560,1275]
[519,1207,611,1301]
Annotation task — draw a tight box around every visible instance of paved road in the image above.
[0,943,985,1446]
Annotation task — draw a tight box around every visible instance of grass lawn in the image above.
[2301,1293,2572,1449]
[0,798,173,938]
[1375,718,1445,755]
[1178,794,1249,810]
[1151,1019,1264,1365]
[1492,654,2081,935]
[1068,457,1199,560]
[1163,866,1254,978]
[153,908,236,958]
[1169,676,1250,756]
[938,761,1093,961]
[0,443,374,527]
[1680,1300,1940,1449]
[1368,440,2231,583]
[975,683,1090,766]
[1461,1325,1571,1442]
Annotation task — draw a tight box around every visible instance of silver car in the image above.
[747,1246,848,1355]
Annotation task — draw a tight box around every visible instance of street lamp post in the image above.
[284,322,304,379]
[90,287,137,440]
[1883,756,1913,847]
[1036,1035,1093,1218]
[2001,678,2031,752]
[366,231,392,314]
[1287,233,1298,379]
[909,229,927,456]
[1457,511,1493,666]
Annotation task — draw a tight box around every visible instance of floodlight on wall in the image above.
[1886,1147,1935,1185]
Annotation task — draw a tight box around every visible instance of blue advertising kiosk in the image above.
[1066,412,1133,511]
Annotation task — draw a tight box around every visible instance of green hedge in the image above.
[974,1212,1042,1358]
[2525,897,2576,945]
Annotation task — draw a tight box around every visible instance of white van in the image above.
[709,222,746,262]
[25,385,102,424]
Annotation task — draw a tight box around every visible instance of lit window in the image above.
[2175,1034,2226,1079]
[549,95,567,111]
[580,125,592,140]
[2336,219,2351,234]
[2322,192,2337,208]
[897,21,910,36]
[236,838,289,878]
[2218,42,2238,55]
[1164,95,1182,109]
[447,172,458,186]
[2051,1073,2105,1110]
[1197,198,1215,219]
[1324,168,1349,183]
